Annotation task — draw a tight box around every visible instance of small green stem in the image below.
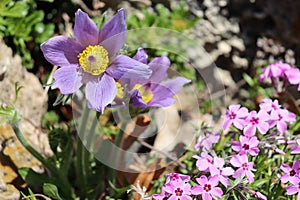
[77,106,90,199]
[11,123,73,198]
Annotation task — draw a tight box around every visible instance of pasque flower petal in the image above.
[41,36,83,67]
[51,67,83,94]
[106,55,152,80]
[133,48,148,64]
[85,74,116,113]
[99,8,126,57]
[74,9,99,47]
[148,56,170,82]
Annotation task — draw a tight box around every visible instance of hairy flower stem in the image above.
[77,106,90,199]
[11,123,73,199]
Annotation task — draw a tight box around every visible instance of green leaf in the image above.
[0,1,29,18]
[43,183,63,200]
[18,167,51,187]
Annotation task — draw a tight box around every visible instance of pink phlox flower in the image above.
[191,175,223,200]
[230,154,256,183]
[222,104,248,130]
[268,108,296,133]
[280,161,300,183]
[231,135,260,156]
[193,154,214,172]
[254,192,267,200]
[291,139,300,154]
[285,67,300,91]
[259,62,291,81]
[243,110,270,136]
[259,98,282,113]
[163,179,192,200]
[286,176,300,199]
[209,157,234,187]
[165,173,190,184]
[152,186,169,200]
[195,132,220,151]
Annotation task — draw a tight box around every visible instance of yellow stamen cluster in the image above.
[132,84,153,103]
[115,82,124,98]
[78,45,109,75]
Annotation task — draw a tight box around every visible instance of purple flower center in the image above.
[290,170,296,176]
[88,55,97,62]
[278,114,283,121]
[175,188,183,196]
[271,103,279,110]
[204,184,211,192]
[250,117,259,125]
[78,45,109,75]
[229,112,236,120]
[171,173,179,181]
[242,163,248,170]
[243,144,250,150]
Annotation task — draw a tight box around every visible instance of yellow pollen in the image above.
[116,82,124,98]
[78,45,109,75]
[132,84,154,104]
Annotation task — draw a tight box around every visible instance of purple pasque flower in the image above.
[127,48,190,108]
[291,139,300,154]
[209,156,234,187]
[259,98,282,113]
[280,161,300,183]
[268,108,296,133]
[193,153,214,172]
[286,176,300,199]
[195,132,220,151]
[231,135,260,156]
[230,154,256,183]
[41,9,152,113]
[243,110,270,136]
[222,104,248,130]
[259,61,291,81]
[163,179,192,200]
[191,175,223,200]
[165,173,190,184]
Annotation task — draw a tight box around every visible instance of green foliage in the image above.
[42,111,59,127]
[43,183,63,200]
[0,0,54,68]
[127,2,199,32]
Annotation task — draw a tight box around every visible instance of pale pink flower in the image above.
[291,139,300,154]
[191,175,223,200]
[195,132,220,151]
[230,154,256,183]
[244,110,270,136]
[223,104,248,130]
[231,135,260,156]
[165,173,190,184]
[269,108,296,133]
[259,61,291,81]
[193,154,214,172]
[164,180,192,200]
[280,161,300,183]
[286,176,300,199]
[259,98,281,113]
[209,157,234,187]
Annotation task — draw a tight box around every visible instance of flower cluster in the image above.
[280,161,300,199]
[259,61,300,91]
[153,97,296,199]
[41,9,190,113]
